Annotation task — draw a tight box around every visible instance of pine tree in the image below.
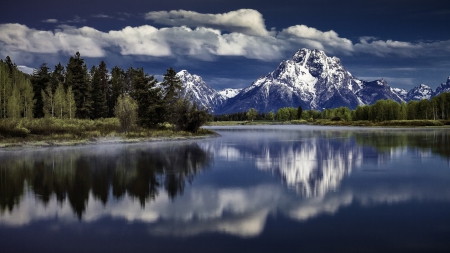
[65,52,91,119]
[31,63,51,118]
[51,63,65,92]
[90,64,108,119]
[161,67,183,124]
[109,66,125,117]
[131,69,162,127]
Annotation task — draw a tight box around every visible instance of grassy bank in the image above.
[208,119,450,127]
[0,118,216,148]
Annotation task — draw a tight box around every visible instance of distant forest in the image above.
[216,93,450,123]
[2,52,450,128]
[0,52,209,132]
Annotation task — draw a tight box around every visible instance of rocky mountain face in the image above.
[178,49,450,114]
[218,88,242,99]
[217,49,403,114]
[405,84,433,101]
[434,77,450,97]
[176,70,226,112]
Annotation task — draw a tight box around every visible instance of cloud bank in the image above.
[1,9,450,67]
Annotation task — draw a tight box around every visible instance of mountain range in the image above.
[177,48,450,114]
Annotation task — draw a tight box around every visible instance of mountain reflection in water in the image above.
[1,126,450,243]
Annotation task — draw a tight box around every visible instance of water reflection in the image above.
[0,143,211,219]
[1,126,450,242]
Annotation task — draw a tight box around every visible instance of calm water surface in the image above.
[1,125,450,252]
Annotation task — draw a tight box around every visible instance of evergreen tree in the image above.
[65,52,91,118]
[51,63,65,92]
[90,65,108,119]
[161,67,183,124]
[109,66,125,117]
[297,105,303,119]
[31,63,51,118]
[131,69,162,127]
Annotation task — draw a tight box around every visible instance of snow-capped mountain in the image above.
[176,50,450,115]
[218,88,242,99]
[177,70,226,112]
[433,77,450,97]
[392,88,408,100]
[404,84,433,101]
[217,48,403,114]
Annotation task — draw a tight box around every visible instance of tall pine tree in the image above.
[31,63,51,118]
[65,52,91,119]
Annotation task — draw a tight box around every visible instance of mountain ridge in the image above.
[177,49,450,114]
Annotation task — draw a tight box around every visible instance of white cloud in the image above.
[0,23,105,57]
[17,65,34,74]
[108,25,171,57]
[145,9,269,36]
[278,25,354,55]
[1,8,450,66]
[354,37,450,57]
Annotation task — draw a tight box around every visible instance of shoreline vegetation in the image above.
[1,118,449,149]
[0,118,217,149]
[208,119,450,127]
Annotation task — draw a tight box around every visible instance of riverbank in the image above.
[0,118,218,149]
[207,119,450,127]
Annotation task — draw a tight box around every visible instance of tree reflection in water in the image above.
[0,143,211,218]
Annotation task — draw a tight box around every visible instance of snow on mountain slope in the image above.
[405,84,433,101]
[177,70,226,112]
[392,88,408,100]
[218,88,242,99]
[218,48,403,114]
[434,77,450,97]
[176,53,450,115]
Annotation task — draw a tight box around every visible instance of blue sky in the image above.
[1,0,450,90]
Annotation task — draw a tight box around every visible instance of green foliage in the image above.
[267,111,275,121]
[275,107,298,121]
[173,99,211,133]
[114,94,138,132]
[66,52,91,119]
[246,108,258,121]
[161,67,183,124]
[31,63,51,118]
[131,68,163,128]
[297,105,303,119]
[41,86,54,117]
[90,63,109,119]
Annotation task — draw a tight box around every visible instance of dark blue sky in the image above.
[1,0,450,90]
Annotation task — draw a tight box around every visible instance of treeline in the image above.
[0,53,210,132]
[215,93,450,122]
